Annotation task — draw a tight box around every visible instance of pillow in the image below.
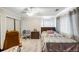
[66,35,73,39]
[42,31,48,37]
[53,32,63,37]
[47,30,54,34]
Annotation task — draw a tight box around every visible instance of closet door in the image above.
[56,17,60,32]
[6,17,14,31]
[0,16,1,49]
[15,20,20,32]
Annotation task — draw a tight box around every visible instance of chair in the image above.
[22,30,31,39]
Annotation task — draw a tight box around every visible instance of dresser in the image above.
[31,32,40,39]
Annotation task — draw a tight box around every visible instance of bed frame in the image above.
[41,27,79,52]
[41,27,56,33]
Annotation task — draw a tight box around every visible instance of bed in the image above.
[41,27,79,52]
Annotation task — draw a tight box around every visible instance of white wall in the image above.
[0,8,20,49]
[21,16,41,33]
[21,16,56,35]
[0,14,6,49]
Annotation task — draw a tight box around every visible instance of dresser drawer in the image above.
[31,32,39,39]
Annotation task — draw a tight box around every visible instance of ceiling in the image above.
[3,7,25,14]
[3,7,65,16]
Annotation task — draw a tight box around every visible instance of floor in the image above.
[21,39,42,52]
[3,39,42,52]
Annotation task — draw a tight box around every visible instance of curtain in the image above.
[56,17,60,33]
[69,8,79,40]
[56,8,79,41]
[69,11,74,38]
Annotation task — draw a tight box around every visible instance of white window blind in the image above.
[41,17,56,27]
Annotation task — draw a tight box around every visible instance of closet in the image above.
[6,17,15,31]
[0,16,1,50]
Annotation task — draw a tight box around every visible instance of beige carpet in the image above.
[21,39,42,52]
[3,39,42,52]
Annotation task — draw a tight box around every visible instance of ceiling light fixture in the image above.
[22,7,40,16]
[55,9,59,11]
[43,16,53,19]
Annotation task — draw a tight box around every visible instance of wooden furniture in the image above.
[3,31,21,50]
[0,49,2,52]
[41,27,56,33]
[31,32,39,39]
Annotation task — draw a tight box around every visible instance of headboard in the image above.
[41,27,56,33]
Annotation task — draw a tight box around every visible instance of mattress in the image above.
[41,31,77,43]
[41,36,78,52]
[41,32,79,52]
[43,36,77,43]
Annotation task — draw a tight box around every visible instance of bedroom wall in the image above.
[21,16,41,34]
[21,16,56,35]
[0,8,20,49]
[56,8,79,41]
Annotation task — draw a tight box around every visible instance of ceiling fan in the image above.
[22,7,39,16]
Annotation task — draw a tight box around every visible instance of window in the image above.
[41,16,56,27]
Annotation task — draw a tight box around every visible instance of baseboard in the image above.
[0,49,4,52]
[0,49,2,52]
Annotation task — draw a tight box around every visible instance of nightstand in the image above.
[31,32,39,39]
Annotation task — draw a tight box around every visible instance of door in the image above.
[6,17,14,31]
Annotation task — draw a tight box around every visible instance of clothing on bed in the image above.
[41,30,79,52]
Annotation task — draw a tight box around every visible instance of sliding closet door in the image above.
[15,20,20,33]
[56,17,60,32]
[6,17,14,31]
[71,9,78,37]
[0,16,1,49]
